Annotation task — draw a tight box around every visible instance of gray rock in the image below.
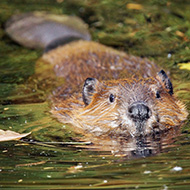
[5,11,91,49]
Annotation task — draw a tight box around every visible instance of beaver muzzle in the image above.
[128,102,151,135]
[128,102,150,122]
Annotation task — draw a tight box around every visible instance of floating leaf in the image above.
[126,3,143,10]
[178,62,190,71]
[0,129,31,142]
[175,31,185,38]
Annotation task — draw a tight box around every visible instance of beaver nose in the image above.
[128,103,150,121]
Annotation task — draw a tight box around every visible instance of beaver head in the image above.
[70,70,188,137]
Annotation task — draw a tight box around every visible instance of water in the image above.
[0,0,190,189]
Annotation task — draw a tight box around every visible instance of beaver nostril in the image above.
[128,103,150,121]
[128,107,133,113]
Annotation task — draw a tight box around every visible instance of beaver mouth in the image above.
[134,120,147,136]
[130,116,160,137]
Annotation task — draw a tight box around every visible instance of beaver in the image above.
[42,40,188,137]
[5,12,188,138]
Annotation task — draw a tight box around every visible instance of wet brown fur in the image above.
[41,40,159,100]
[41,40,188,137]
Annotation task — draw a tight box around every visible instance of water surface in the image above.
[0,0,190,189]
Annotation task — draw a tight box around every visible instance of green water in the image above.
[0,0,190,189]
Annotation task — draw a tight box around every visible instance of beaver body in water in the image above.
[6,12,188,138]
[43,40,188,137]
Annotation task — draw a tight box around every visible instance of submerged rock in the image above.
[5,11,91,49]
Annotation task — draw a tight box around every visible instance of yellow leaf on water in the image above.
[178,62,190,71]
[0,129,31,142]
[126,3,143,10]
[175,30,185,37]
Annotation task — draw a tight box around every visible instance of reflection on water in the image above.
[22,126,181,160]
[76,127,182,159]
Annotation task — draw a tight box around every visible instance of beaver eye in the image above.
[156,91,161,98]
[109,94,115,103]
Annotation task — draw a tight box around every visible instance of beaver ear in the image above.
[82,78,99,105]
[157,70,173,95]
